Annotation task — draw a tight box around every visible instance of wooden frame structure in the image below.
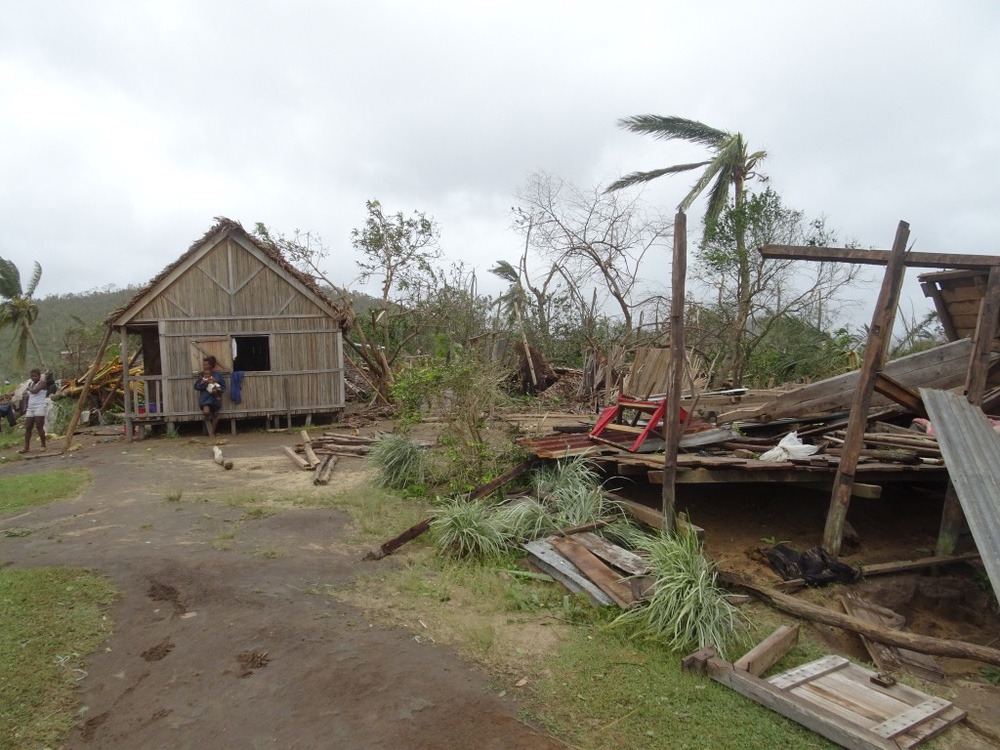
[106,218,349,439]
[760,227,1000,553]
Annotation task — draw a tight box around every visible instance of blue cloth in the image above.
[194,371,227,408]
[230,371,244,404]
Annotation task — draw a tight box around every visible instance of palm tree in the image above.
[607,115,767,383]
[606,115,766,232]
[0,257,46,367]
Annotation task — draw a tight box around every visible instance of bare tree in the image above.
[689,188,864,384]
[512,172,672,350]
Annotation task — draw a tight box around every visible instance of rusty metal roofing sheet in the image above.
[920,388,1000,603]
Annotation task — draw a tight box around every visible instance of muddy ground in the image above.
[2,421,999,749]
[0,429,564,749]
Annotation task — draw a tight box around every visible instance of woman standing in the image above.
[19,368,47,453]
[194,356,226,438]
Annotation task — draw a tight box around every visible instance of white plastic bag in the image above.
[758,431,819,462]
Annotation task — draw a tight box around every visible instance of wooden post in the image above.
[62,325,113,451]
[662,211,687,533]
[120,327,133,443]
[823,221,909,553]
[935,264,1000,555]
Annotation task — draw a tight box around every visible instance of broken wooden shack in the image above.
[519,220,1000,567]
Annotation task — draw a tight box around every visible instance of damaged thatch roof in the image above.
[107,217,351,327]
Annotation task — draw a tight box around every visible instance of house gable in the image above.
[110,219,346,327]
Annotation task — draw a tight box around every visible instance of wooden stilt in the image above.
[662,211,687,533]
[823,221,909,553]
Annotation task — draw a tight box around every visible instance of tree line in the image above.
[1,114,943,395]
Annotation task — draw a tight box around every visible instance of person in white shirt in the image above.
[20,368,48,453]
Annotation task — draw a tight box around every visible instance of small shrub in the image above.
[430,499,508,560]
[492,497,555,541]
[367,434,426,491]
[612,528,749,659]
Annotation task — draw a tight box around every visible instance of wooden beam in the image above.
[872,372,926,418]
[760,243,1000,270]
[661,210,687,532]
[823,221,909,554]
[723,576,1000,667]
[937,264,1000,556]
[63,325,114,452]
[734,625,799,677]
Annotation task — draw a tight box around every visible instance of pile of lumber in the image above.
[283,430,383,484]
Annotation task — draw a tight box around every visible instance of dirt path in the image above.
[0,432,564,749]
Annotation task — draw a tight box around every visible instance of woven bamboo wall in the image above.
[123,235,346,419]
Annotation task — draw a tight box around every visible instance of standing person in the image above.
[194,356,226,438]
[19,368,47,453]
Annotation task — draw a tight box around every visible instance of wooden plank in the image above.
[549,536,635,608]
[522,539,614,606]
[734,625,799,677]
[609,495,705,539]
[718,339,976,423]
[724,576,1000,667]
[861,552,979,577]
[769,655,850,689]
[824,221,909,554]
[686,651,898,750]
[571,531,649,576]
[870,698,951,739]
[841,595,945,683]
[759,243,1000,270]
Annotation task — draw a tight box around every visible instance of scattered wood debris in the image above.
[684,635,965,749]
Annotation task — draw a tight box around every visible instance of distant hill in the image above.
[0,286,138,381]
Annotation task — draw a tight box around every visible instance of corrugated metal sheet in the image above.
[920,388,1000,603]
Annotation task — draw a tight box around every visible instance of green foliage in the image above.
[430,498,510,560]
[0,257,43,367]
[0,285,135,380]
[0,567,117,749]
[0,469,90,516]
[367,434,427,491]
[391,354,512,493]
[742,318,859,385]
[532,455,602,500]
[612,528,749,659]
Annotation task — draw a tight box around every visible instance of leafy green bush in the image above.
[612,528,749,659]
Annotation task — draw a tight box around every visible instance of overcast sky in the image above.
[2,1,998,327]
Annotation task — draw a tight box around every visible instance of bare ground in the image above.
[0,430,564,750]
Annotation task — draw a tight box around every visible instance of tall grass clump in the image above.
[367,434,426,491]
[612,528,749,659]
[533,455,601,500]
[430,499,509,560]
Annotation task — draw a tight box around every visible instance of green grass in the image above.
[529,626,836,750]
[0,469,90,516]
[0,567,117,750]
[0,430,21,451]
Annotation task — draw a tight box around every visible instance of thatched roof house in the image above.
[108,218,349,435]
